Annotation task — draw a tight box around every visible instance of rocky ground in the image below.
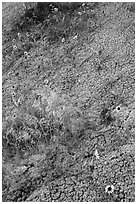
[2,2,135,202]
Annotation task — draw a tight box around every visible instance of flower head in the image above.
[78,12,82,15]
[26,32,30,37]
[62,38,65,43]
[54,7,58,12]
[18,33,22,39]
[13,45,18,51]
[105,185,114,194]
[24,51,28,56]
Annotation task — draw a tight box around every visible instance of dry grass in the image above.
[2,2,135,202]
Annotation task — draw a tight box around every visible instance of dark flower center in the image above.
[108,186,112,191]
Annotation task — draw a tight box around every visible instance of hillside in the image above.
[2,2,135,202]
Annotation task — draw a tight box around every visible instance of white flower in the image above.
[62,38,65,43]
[13,45,17,51]
[11,92,16,97]
[54,7,58,12]
[26,32,30,37]
[24,51,30,58]
[78,12,82,15]
[105,185,115,194]
[24,51,28,56]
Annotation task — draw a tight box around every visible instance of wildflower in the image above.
[44,79,49,84]
[78,12,82,15]
[17,32,22,40]
[24,51,28,56]
[54,7,58,12]
[62,38,65,43]
[18,33,23,42]
[105,185,115,194]
[116,105,121,112]
[12,92,16,97]
[13,45,18,51]
[24,51,30,59]
[18,32,21,37]
[26,32,30,37]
